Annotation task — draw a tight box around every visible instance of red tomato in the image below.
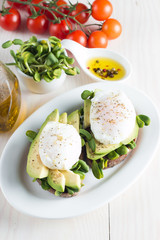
[49,19,72,40]
[27,15,49,34]
[102,18,122,40]
[66,30,87,47]
[91,0,113,21]
[0,8,21,31]
[27,0,43,15]
[88,31,108,48]
[44,0,68,20]
[70,3,89,24]
[7,0,27,9]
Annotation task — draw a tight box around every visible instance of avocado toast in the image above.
[26,109,89,197]
[80,89,150,179]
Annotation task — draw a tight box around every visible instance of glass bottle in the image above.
[0,61,21,132]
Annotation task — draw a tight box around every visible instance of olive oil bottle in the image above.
[0,61,21,132]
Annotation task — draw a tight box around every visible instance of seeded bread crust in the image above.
[36,179,79,198]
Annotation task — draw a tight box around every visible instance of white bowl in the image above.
[61,39,132,83]
[16,68,66,94]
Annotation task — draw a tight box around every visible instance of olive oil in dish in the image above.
[87,57,126,81]
[0,61,21,132]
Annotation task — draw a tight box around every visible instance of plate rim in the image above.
[0,82,160,219]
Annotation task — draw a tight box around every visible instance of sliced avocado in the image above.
[84,99,91,129]
[94,139,121,155]
[86,121,139,160]
[47,169,65,192]
[26,109,59,178]
[59,112,67,124]
[67,110,80,132]
[60,170,81,191]
[122,121,139,145]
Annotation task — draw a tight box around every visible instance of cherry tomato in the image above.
[44,0,68,20]
[7,0,27,9]
[91,0,113,21]
[88,31,108,48]
[0,8,21,31]
[66,30,87,47]
[102,18,122,40]
[27,15,49,34]
[27,0,43,15]
[70,3,89,24]
[49,19,72,40]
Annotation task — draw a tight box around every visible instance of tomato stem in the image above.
[1,0,100,34]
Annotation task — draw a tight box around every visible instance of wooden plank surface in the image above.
[0,0,160,239]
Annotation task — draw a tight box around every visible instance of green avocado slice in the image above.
[67,110,80,132]
[47,169,65,192]
[60,170,81,191]
[59,112,67,124]
[26,109,59,179]
[86,121,139,160]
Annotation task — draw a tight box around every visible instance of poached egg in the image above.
[39,121,81,170]
[90,90,136,145]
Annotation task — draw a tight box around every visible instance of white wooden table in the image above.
[0,0,160,239]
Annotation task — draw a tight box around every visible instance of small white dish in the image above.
[0,82,159,219]
[61,39,132,82]
[16,68,66,94]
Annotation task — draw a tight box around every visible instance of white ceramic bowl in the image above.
[16,68,66,94]
[16,40,68,94]
[61,39,132,83]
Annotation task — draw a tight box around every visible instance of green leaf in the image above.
[37,44,43,56]
[98,158,104,169]
[107,151,119,160]
[88,138,96,152]
[65,57,74,65]
[74,66,80,74]
[45,52,58,66]
[81,137,85,147]
[53,68,61,78]
[29,36,37,42]
[92,160,103,179]
[26,130,37,142]
[79,129,92,141]
[34,71,41,82]
[41,178,51,190]
[12,39,24,45]
[81,90,92,100]
[2,40,12,49]
[10,50,17,63]
[66,187,75,195]
[73,170,85,180]
[55,191,62,196]
[78,160,89,173]
[137,114,151,126]
[136,116,144,128]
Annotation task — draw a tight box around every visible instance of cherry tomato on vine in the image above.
[66,30,87,47]
[7,0,27,9]
[44,0,68,20]
[27,14,48,34]
[0,8,21,31]
[70,3,90,24]
[102,18,122,40]
[88,31,108,48]
[49,19,72,40]
[91,0,113,21]
[27,0,43,15]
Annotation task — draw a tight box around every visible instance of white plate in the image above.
[0,82,159,219]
